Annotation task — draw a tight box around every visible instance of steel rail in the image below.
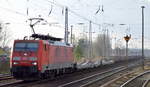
[0,80,23,87]
[80,67,126,87]
[80,62,141,87]
[0,74,13,81]
[0,76,13,81]
[142,79,150,87]
[120,70,150,87]
[100,71,135,87]
[0,73,11,78]
[58,66,125,87]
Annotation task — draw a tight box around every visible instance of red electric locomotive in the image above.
[10,34,76,80]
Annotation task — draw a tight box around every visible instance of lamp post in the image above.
[141,6,145,70]
[70,25,73,44]
[65,7,68,43]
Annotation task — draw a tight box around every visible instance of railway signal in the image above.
[124,34,131,68]
[124,35,131,43]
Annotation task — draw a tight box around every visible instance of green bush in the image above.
[0,61,10,74]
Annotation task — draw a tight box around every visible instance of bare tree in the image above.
[0,22,11,48]
[93,34,112,58]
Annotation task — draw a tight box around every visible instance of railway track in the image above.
[0,74,10,77]
[0,74,23,87]
[0,59,141,87]
[90,60,150,87]
[0,74,13,81]
[100,69,140,87]
[142,79,150,87]
[120,70,150,87]
[0,67,126,87]
[0,74,11,78]
[58,66,126,87]
[58,61,140,87]
[0,80,23,87]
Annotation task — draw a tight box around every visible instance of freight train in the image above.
[10,34,77,80]
[10,17,140,80]
[10,34,140,80]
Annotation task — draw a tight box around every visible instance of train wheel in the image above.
[49,72,55,80]
[38,73,45,80]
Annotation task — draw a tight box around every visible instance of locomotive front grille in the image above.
[12,66,37,72]
[11,66,38,78]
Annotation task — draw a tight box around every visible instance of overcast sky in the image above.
[0,0,150,48]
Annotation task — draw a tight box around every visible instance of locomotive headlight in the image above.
[13,57,21,61]
[29,57,37,61]
[13,62,19,65]
[32,62,37,65]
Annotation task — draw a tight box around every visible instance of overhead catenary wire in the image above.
[0,6,26,16]
[1,0,104,28]
[30,0,64,17]
[26,0,29,16]
[43,0,102,26]
[0,3,64,27]
[48,3,53,16]
[44,0,64,8]
[6,0,103,27]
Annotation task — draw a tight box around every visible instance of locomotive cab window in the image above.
[14,42,38,51]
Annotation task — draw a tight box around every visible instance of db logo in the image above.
[24,53,28,56]
[22,57,27,60]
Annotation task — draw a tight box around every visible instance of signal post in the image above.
[124,35,131,68]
